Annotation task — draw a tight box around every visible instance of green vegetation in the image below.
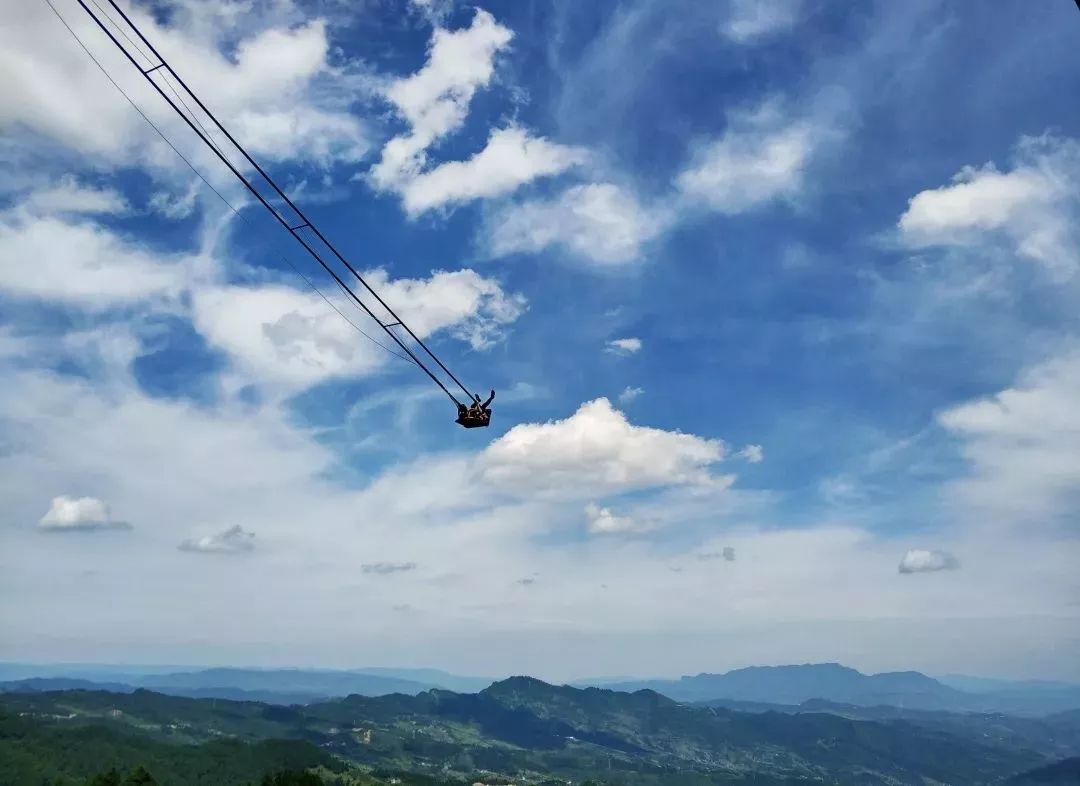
[1,678,1073,785]
[0,710,342,785]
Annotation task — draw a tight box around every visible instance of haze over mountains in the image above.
[3,662,1078,716]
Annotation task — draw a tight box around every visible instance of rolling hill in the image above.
[2,677,1062,785]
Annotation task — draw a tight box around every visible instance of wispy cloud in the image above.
[722,0,801,43]
[179,525,255,554]
[488,183,667,265]
[676,100,822,214]
[738,445,764,464]
[606,337,642,355]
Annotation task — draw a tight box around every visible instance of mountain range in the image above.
[0,665,493,704]
[3,662,1078,716]
[580,663,1080,715]
[6,675,1079,784]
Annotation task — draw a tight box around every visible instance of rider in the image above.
[459,390,495,424]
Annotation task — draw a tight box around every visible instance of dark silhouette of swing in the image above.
[456,390,495,429]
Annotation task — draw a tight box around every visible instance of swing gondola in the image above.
[455,390,495,429]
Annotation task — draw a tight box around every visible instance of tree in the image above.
[122,766,158,786]
[260,771,324,786]
[87,769,121,786]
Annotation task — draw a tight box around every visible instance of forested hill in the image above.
[4,677,1078,785]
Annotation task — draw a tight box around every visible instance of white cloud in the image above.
[606,337,642,355]
[898,135,1080,276]
[38,495,130,531]
[738,444,764,463]
[617,386,644,405]
[488,183,666,265]
[192,284,385,390]
[364,267,526,350]
[1,3,368,169]
[584,502,651,535]
[0,212,190,309]
[898,549,959,574]
[937,346,1080,521]
[479,398,726,497]
[192,269,524,390]
[23,176,129,216]
[400,127,587,215]
[370,8,513,191]
[179,524,256,554]
[676,101,818,214]
[723,0,801,43]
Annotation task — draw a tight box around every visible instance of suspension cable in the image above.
[69,0,468,404]
[42,0,417,368]
[84,0,476,406]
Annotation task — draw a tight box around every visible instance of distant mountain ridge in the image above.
[4,661,1078,714]
[0,665,497,705]
[588,663,1080,715]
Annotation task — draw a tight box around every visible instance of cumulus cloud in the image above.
[192,284,385,390]
[898,549,959,574]
[38,495,130,531]
[584,502,651,535]
[480,398,726,496]
[361,561,417,575]
[370,12,583,214]
[676,101,819,214]
[898,135,1080,276]
[370,9,513,191]
[606,337,642,355]
[723,0,801,43]
[192,269,524,390]
[365,267,526,350]
[937,346,1080,521]
[738,444,764,463]
[487,183,666,265]
[399,127,587,215]
[179,525,256,554]
[1,2,367,169]
[617,386,644,405]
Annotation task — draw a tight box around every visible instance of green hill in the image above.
[0,710,343,786]
[0,678,1056,785]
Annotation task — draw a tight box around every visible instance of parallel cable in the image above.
[99,0,477,406]
[42,0,417,369]
[86,0,232,162]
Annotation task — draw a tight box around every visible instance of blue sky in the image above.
[1,0,1078,681]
